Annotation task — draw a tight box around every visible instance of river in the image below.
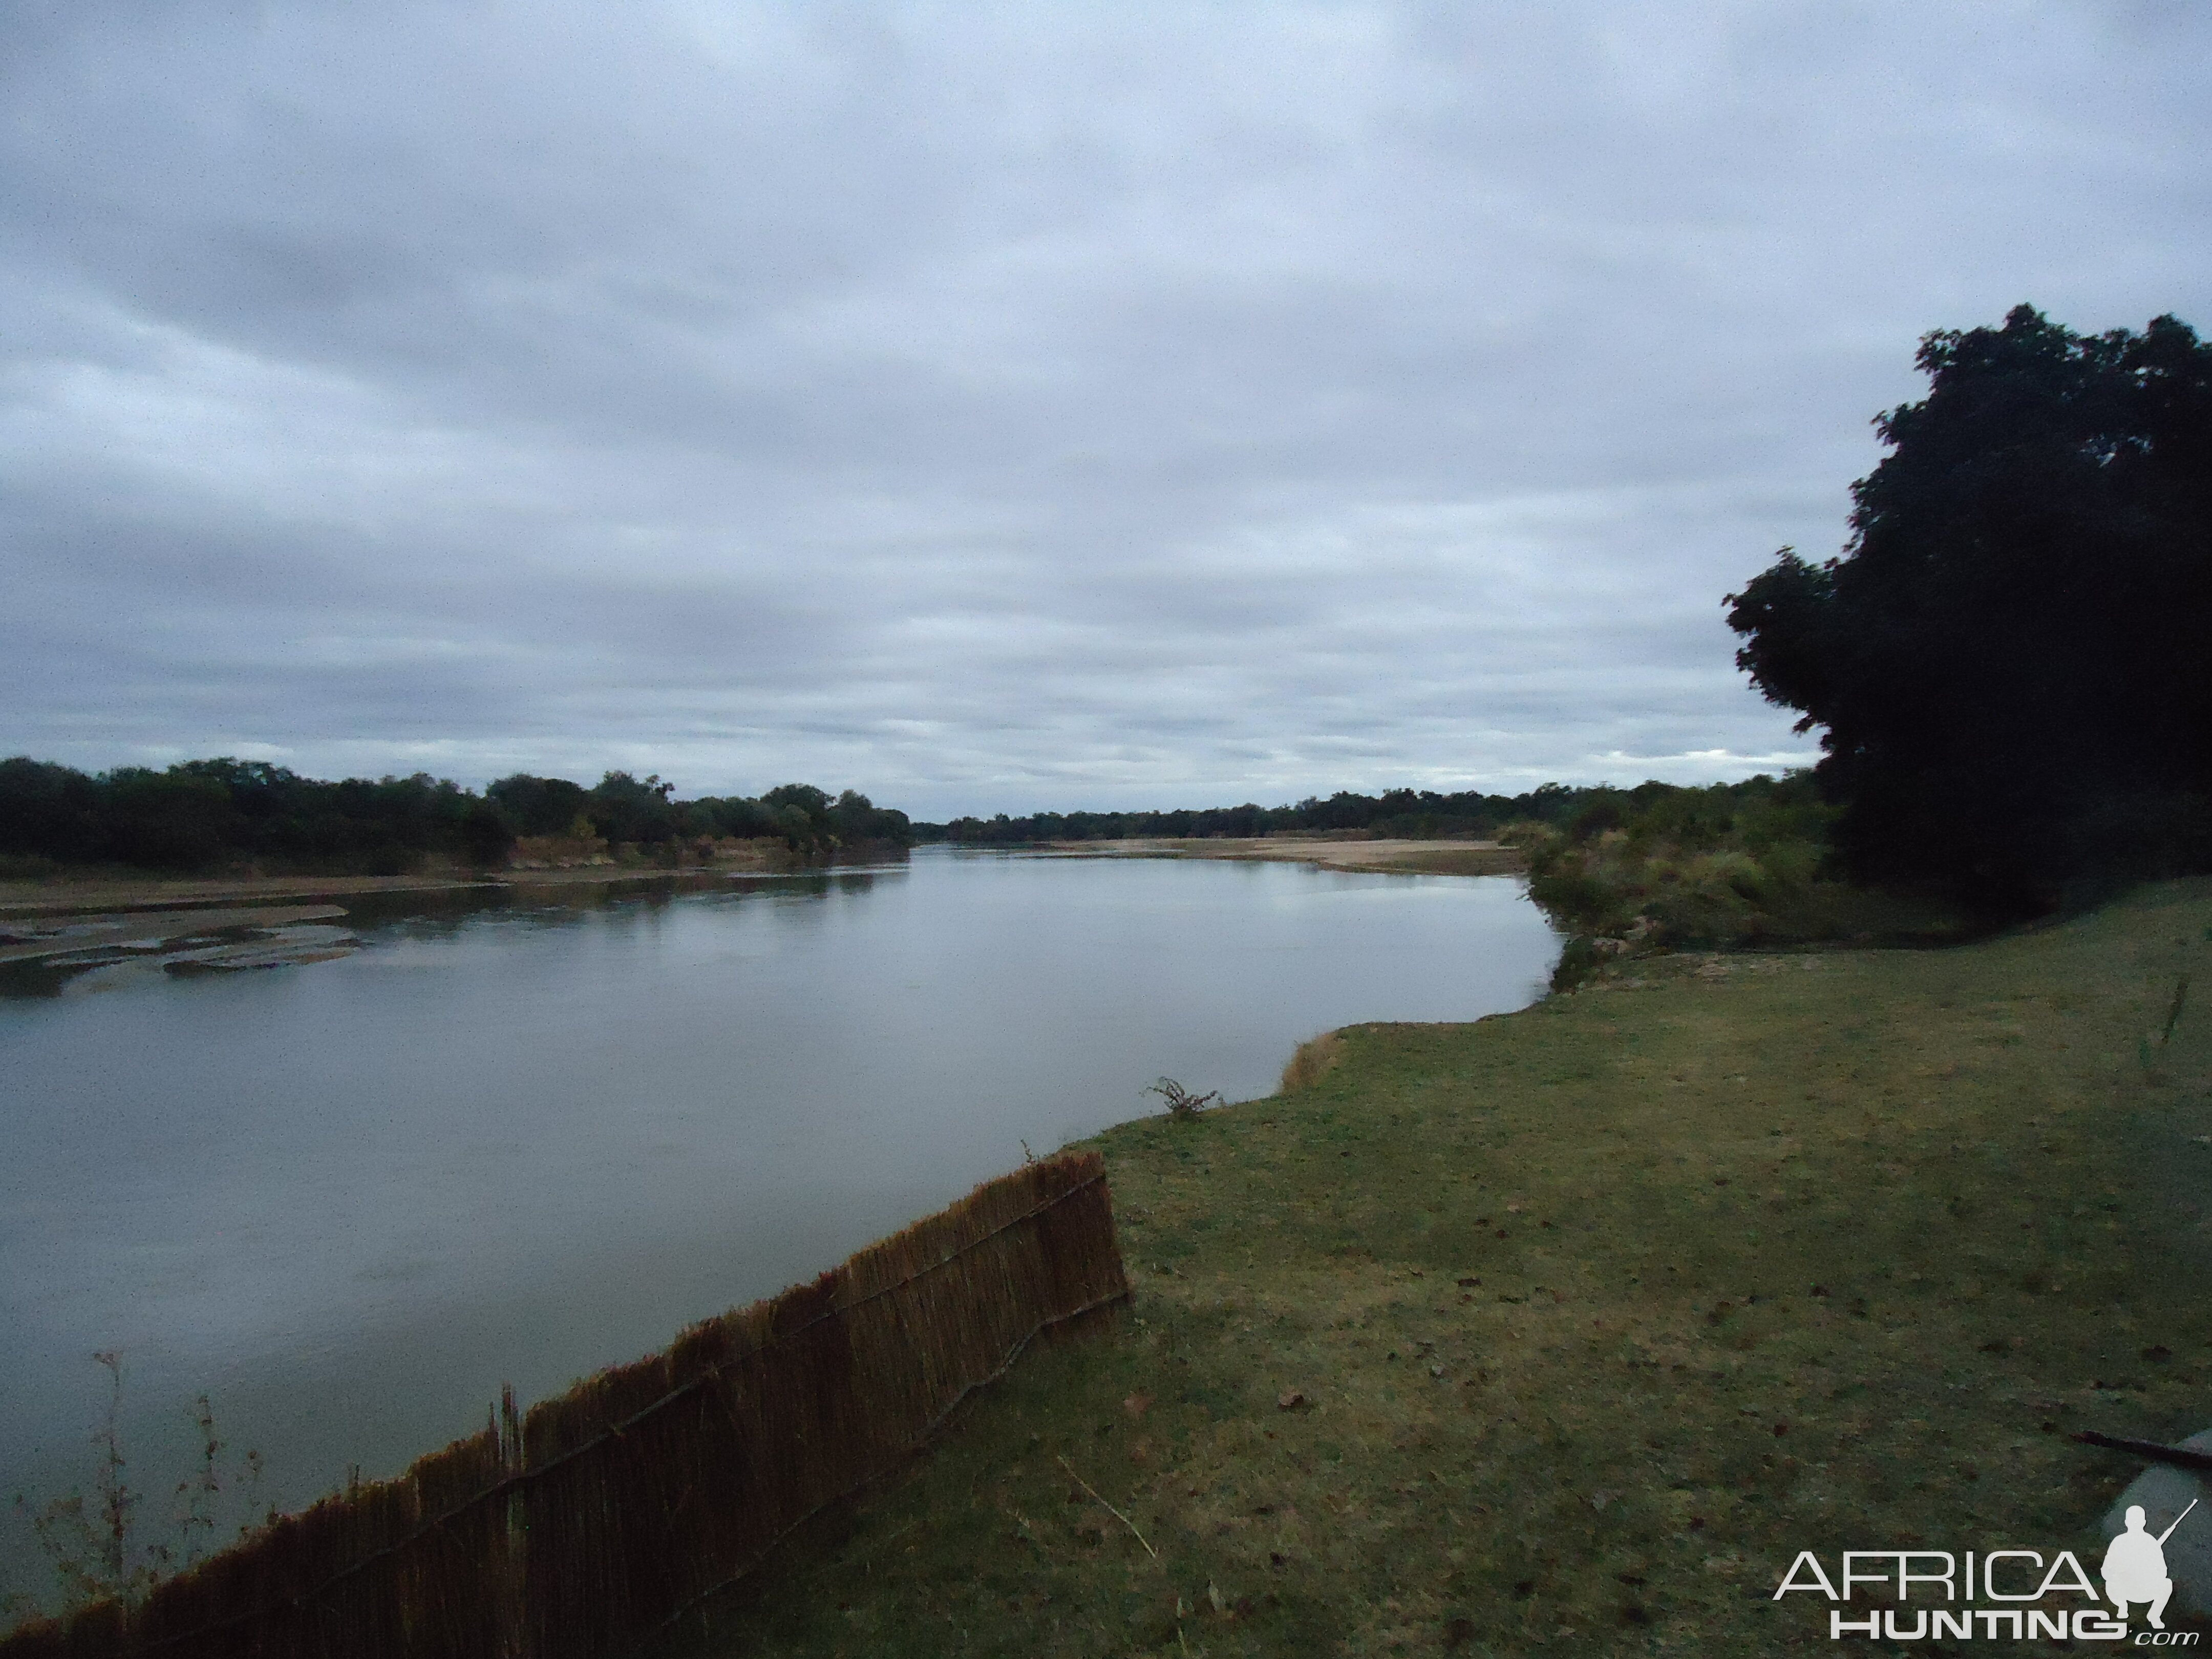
[0,847,1557,1605]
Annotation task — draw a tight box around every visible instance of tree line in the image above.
[487,774,910,860]
[0,758,911,877]
[914,783,1611,846]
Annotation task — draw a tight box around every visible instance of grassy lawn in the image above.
[681,882,2212,1656]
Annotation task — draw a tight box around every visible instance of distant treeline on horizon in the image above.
[0,757,911,877]
[911,780,1743,845]
[0,753,1780,877]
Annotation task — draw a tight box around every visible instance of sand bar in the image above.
[1043,835,1527,877]
[0,904,355,964]
[0,859,800,922]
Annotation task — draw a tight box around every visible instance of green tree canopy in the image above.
[1726,304,2212,908]
[486,773,590,837]
[3,761,913,874]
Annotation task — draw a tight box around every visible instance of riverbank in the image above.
[1044,836,1527,878]
[0,849,816,920]
[691,880,2212,1655]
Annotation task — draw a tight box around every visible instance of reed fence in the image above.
[3,1150,1128,1659]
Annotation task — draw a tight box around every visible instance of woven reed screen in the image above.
[3,1150,1127,1659]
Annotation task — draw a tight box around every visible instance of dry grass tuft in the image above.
[1278,1030,1344,1094]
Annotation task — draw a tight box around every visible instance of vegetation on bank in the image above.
[0,759,911,879]
[688,882,2212,1656]
[1514,773,1835,951]
[1510,774,1977,989]
[914,784,1615,847]
[487,774,910,865]
[1727,305,2212,912]
[3,1358,264,1629]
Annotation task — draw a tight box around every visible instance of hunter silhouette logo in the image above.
[2106,1501,2199,1632]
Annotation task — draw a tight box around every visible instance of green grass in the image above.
[672,882,2212,1656]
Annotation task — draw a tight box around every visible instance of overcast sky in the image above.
[3,2,2205,817]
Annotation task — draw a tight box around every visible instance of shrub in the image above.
[1143,1078,1221,1121]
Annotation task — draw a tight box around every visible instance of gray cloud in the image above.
[4,1,2207,816]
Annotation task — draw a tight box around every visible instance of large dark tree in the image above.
[486,772,591,837]
[1726,305,2212,909]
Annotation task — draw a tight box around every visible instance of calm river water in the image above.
[0,848,1555,1599]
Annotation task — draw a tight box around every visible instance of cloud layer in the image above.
[5,1,2206,816]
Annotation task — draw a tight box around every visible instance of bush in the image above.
[1519,774,1968,982]
[1144,1078,1221,1121]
